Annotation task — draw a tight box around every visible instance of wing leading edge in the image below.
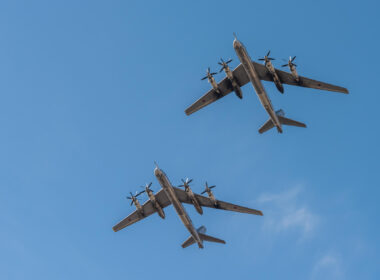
[185,64,249,116]
[185,61,348,116]
[112,189,171,232]
[173,187,263,216]
[251,61,349,94]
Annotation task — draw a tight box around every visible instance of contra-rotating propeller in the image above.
[218,58,233,72]
[258,50,275,62]
[141,182,153,193]
[201,182,216,194]
[179,178,193,190]
[201,67,217,80]
[282,56,297,67]
[126,191,144,206]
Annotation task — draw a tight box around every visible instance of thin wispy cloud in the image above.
[257,185,319,239]
[311,253,344,280]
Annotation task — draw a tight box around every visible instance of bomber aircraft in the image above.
[113,165,263,249]
[185,36,349,134]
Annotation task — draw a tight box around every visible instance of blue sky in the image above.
[0,0,379,279]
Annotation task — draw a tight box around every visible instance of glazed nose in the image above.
[154,167,160,176]
[233,38,241,48]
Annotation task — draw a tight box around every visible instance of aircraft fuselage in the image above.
[233,39,282,133]
[154,167,204,248]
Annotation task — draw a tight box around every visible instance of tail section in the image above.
[181,226,226,249]
[259,110,306,134]
[278,115,307,128]
[258,118,275,134]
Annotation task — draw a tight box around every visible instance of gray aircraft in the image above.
[185,36,349,134]
[113,165,263,249]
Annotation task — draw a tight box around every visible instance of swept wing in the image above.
[112,189,171,232]
[173,187,263,216]
[251,61,349,93]
[185,62,348,116]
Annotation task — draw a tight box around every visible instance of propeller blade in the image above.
[201,190,206,194]
[218,62,223,66]
[219,67,224,73]
[258,58,265,61]
[281,64,288,67]
[226,59,232,64]
[291,56,296,62]
[210,72,217,76]
[201,76,208,80]
[209,186,216,189]
[207,67,210,73]
[187,179,193,184]
[130,200,133,206]
[268,58,275,60]
[267,50,271,56]
[293,63,297,67]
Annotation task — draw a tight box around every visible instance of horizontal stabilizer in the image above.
[198,233,226,245]
[258,119,274,134]
[259,111,306,134]
[182,236,196,248]
[278,116,306,128]
[181,226,226,248]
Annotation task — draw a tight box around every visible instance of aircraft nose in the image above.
[154,167,160,176]
[233,38,241,49]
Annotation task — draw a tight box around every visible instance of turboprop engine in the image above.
[201,67,221,95]
[179,178,203,215]
[127,191,145,216]
[201,182,218,207]
[282,56,299,83]
[218,58,243,99]
[143,183,165,219]
[259,51,284,93]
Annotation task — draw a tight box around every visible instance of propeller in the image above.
[179,178,193,190]
[127,191,144,206]
[282,56,297,67]
[142,182,153,193]
[258,50,275,62]
[218,58,233,72]
[201,182,216,194]
[201,67,217,80]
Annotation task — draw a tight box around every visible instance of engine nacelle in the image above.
[265,61,284,93]
[205,189,218,207]
[133,200,145,217]
[146,189,165,219]
[186,188,203,215]
[222,64,243,99]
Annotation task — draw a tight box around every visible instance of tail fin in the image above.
[181,226,226,248]
[258,110,306,134]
